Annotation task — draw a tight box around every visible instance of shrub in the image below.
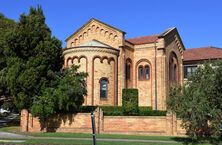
[100,106,166,116]
[122,89,139,115]
[139,106,152,112]
[139,109,167,116]
[100,106,122,116]
[78,106,98,113]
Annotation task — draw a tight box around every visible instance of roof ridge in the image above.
[127,34,159,40]
[66,18,125,42]
[158,27,176,37]
[187,46,222,50]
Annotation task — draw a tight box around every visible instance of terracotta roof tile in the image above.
[184,46,222,62]
[127,35,158,45]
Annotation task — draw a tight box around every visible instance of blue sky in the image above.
[0,0,221,48]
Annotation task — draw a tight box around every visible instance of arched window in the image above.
[138,66,144,80]
[145,65,150,80]
[100,78,108,99]
[169,52,179,84]
[125,63,131,80]
[173,64,177,81]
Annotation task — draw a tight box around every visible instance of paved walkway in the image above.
[0,132,27,139]
[0,131,179,144]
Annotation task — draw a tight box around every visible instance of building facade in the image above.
[63,18,185,110]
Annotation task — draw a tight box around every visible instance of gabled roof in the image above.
[184,46,222,62]
[126,27,185,51]
[65,18,125,42]
[127,35,158,45]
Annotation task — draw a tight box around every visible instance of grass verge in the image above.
[0,126,220,145]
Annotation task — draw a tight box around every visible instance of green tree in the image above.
[167,62,222,139]
[4,6,63,110]
[31,65,87,120]
[0,13,16,69]
[4,6,87,120]
[0,13,16,105]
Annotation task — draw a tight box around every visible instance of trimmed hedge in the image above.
[122,89,139,115]
[100,106,166,116]
[139,109,167,116]
[78,106,98,113]
[139,106,152,112]
[75,105,167,116]
[100,106,122,116]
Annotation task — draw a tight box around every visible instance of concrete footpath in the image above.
[0,131,179,144]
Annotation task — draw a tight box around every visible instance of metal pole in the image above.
[91,112,96,145]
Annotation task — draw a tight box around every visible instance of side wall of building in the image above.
[133,43,155,107]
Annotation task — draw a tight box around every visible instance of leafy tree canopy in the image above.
[0,13,16,104]
[167,61,222,139]
[3,6,87,120]
[5,6,63,110]
[31,65,87,120]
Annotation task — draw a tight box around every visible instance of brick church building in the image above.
[21,18,222,134]
[63,18,185,110]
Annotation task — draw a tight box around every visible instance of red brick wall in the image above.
[102,116,166,135]
[20,109,98,133]
[20,108,186,136]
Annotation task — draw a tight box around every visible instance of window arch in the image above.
[100,78,108,99]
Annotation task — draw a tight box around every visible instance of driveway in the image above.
[0,131,27,139]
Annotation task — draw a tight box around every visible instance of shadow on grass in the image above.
[171,136,222,145]
[171,137,201,145]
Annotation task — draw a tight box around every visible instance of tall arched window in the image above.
[145,65,150,80]
[169,52,179,84]
[100,78,108,99]
[125,58,132,88]
[125,63,131,80]
[125,58,132,81]
[138,66,144,80]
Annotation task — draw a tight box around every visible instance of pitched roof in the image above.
[66,18,125,42]
[184,46,222,62]
[127,35,159,45]
[126,27,185,50]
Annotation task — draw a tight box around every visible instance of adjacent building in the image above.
[183,46,222,79]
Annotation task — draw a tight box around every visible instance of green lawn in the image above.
[0,126,20,132]
[28,132,178,140]
[0,139,214,145]
[0,126,219,145]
